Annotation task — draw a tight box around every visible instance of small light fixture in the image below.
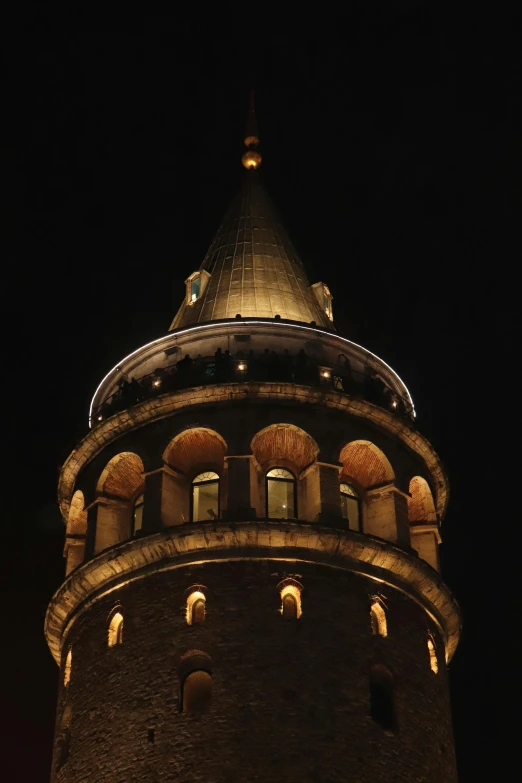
[191,293,197,302]
[153,379,161,387]
[237,362,246,371]
[391,399,398,409]
[320,367,331,379]
[97,415,103,421]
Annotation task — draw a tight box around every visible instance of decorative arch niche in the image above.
[161,428,227,525]
[339,441,407,545]
[250,424,319,519]
[65,490,87,575]
[94,452,144,553]
[408,476,437,523]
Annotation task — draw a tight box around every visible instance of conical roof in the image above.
[169,170,332,330]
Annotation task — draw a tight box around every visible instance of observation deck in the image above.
[90,318,415,427]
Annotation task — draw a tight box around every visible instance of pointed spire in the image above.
[169,97,333,331]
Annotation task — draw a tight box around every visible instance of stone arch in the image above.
[65,490,87,575]
[160,429,227,525]
[339,441,408,545]
[94,452,144,553]
[96,452,145,499]
[408,476,437,523]
[250,424,319,520]
[251,424,318,473]
[163,428,227,477]
[339,440,394,489]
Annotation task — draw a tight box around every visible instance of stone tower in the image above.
[46,107,460,783]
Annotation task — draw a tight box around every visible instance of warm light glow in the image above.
[242,150,262,169]
[237,362,246,371]
[280,584,302,618]
[98,415,103,421]
[428,638,439,673]
[89,320,416,426]
[63,649,72,686]
[191,293,197,302]
[153,379,161,387]
[186,590,206,625]
[391,399,398,409]
[370,600,388,637]
[108,611,124,647]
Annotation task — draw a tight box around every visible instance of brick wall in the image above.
[54,559,458,783]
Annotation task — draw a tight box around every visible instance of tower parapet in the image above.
[47,107,460,783]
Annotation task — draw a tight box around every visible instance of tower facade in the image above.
[46,119,460,782]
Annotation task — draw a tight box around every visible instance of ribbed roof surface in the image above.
[170,171,332,329]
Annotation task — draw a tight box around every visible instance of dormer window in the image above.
[311,282,334,321]
[185,270,211,307]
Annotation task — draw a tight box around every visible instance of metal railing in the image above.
[92,349,414,424]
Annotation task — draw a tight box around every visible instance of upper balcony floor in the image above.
[90,318,415,426]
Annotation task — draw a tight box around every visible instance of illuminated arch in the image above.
[251,424,318,474]
[65,490,88,574]
[428,636,439,674]
[339,440,394,489]
[370,600,388,637]
[279,580,303,619]
[186,589,207,625]
[96,452,144,499]
[408,476,437,524]
[108,610,124,647]
[163,428,227,476]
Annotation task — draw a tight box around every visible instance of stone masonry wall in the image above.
[54,559,458,783]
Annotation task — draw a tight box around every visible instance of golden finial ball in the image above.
[242,150,262,170]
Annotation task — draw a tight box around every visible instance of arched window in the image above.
[179,652,213,713]
[186,591,206,625]
[340,482,360,531]
[182,670,212,713]
[192,472,219,522]
[280,584,302,619]
[132,492,144,535]
[63,649,72,687]
[108,611,124,647]
[370,664,396,733]
[266,468,296,519]
[370,601,388,637]
[428,637,439,674]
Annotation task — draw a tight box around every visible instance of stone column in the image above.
[94,498,131,554]
[365,485,410,546]
[410,525,441,571]
[64,538,86,575]
[142,466,189,530]
[301,462,342,523]
[223,456,256,521]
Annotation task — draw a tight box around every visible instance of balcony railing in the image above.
[92,349,414,425]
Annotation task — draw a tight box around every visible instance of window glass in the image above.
[340,483,360,531]
[190,276,201,302]
[192,472,219,522]
[267,468,295,519]
[133,493,144,534]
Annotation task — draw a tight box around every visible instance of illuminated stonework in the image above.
[46,113,460,782]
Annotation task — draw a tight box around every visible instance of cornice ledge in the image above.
[45,521,460,665]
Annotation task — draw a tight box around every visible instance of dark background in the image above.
[2,8,518,781]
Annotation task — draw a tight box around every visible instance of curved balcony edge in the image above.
[44,520,461,666]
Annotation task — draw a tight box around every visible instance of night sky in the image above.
[3,10,518,781]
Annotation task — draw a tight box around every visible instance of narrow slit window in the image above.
[186,591,206,625]
[189,275,201,302]
[108,611,124,647]
[192,472,219,522]
[280,584,302,619]
[370,601,388,637]
[63,649,72,687]
[133,492,144,535]
[370,664,396,733]
[340,483,360,531]
[266,468,296,519]
[428,638,439,674]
